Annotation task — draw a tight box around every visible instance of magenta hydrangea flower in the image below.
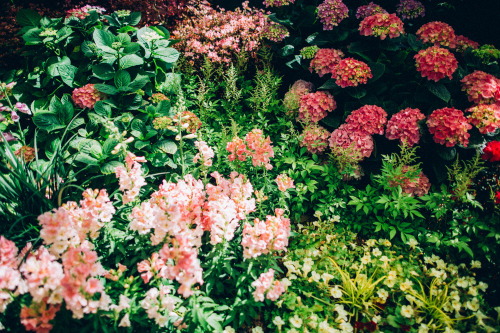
[414,46,458,82]
[298,91,337,123]
[299,124,331,155]
[334,58,373,88]
[283,80,314,115]
[427,107,472,147]
[385,108,425,146]
[345,105,387,135]
[416,21,456,48]
[317,0,349,30]
[329,123,374,161]
[72,84,106,109]
[461,70,500,104]
[359,13,405,40]
[396,0,425,20]
[309,48,344,77]
[356,2,387,19]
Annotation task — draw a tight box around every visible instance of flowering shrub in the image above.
[115,153,147,204]
[345,105,388,136]
[71,84,106,110]
[329,124,374,161]
[334,58,373,88]
[385,108,425,146]
[359,13,405,40]
[299,124,331,155]
[427,107,472,147]
[396,0,425,20]
[66,5,105,19]
[455,35,480,53]
[309,48,344,78]
[283,80,314,115]
[298,91,336,124]
[316,0,349,31]
[388,165,431,197]
[416,21,457,48]
[467,103,500,134]
[482,141,500,162]
[461,70,500,104]
[414,46,458,81]
[355,2,387,20]
[251,269,285,302]
[263,0,295,7]
[193,140,215,167]
[262,21,289,43]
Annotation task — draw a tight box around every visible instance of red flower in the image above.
[414,46,458,82]
[495,191,500,204]
[427,107,471,147]
[482,141,500,162]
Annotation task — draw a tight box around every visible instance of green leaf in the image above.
[153,47,180,63]
[58,64,77,87]
[127,12,141,26]
[127,74,150,91]
[369,62,385,82]
[94,84,119,95]
[427,82,451,102]
[22,28,43,45]
[92,63,115,80]
[75,153,99,165]
[115,33,131,46]
[119,54,144,69]
[114,70,131,88]
[279,45,294,57]
[33,112,65,132]
[94,101,112,118]
[131,119,145,133]
[56,99,74,125]
[346,87,367,99]
[389,228,397,240]
[122,43,140,54]
[17,9,41,27]
[155,100,171,116]
[155,140,177,155]
[318,79,337,90]
[93,29,114,50]
[118,26,137,33]
[103,138,120,155]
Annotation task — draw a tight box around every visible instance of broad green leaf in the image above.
[115,33,131,46]
[92,63,115,80]
[155,140,177,155]
[17,9,41,27]
[22,28,43,45]
[94,101,112,118]
[122,43,140,54]
[369,62,385,82]
[127,12,141,26]
[75,153,99,165]
[93,29,114,49]
[94,84,119,95]
[131,119,145,133]
[318,79,338,90]
[127,74,150,91]
[101,161,124,174]
[114,70,131,88]
[33,112,65,132]
[103,138,120,155]
[58,64,77,87]
[427,82,451,102]
[119,54,144,69]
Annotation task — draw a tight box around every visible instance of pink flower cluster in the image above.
[115,153,147,204]
[329,125,373,161]
[467,103,500,134]
[283,80,314,115]
[461,71,500,104]
[334,58,373,88]
[174,111,202,134]
[226,129,275,169]
[359,13,405,40]
[193,141,215,167]
[72,84,105,109]
[414,46,458,81]
[140,286,178,327]
[241,208,291,259]
[455,35,480,53]
[299,124,331,155]
[385,108,426,146]
[137,253,165,284]
[388,166,431,197]
[396,0,425,20]
[356,2,387,19]
[227,136,248,162]
[66,5,106,19]
[262,21,289,43]
[298,91,337,123]
[39,189,115,257]
[263,0,294,7]
[482,141,500,162]
[416,21,456,48]
[309,48,344,78]
[317,0,349,30]
[275,173,295,192]
[0,236,25,313]
[251,268,285,302]
[427,107,472,147]
[345,105,388,135]
[20,299,60,333]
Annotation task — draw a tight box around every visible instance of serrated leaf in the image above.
[119,54,143,69]
[33,112,65,132]
[123,43,140,54]
[127,74,149,91]
[94,101,112,118]
[17,9,41,27]
[92,63,115,80]
[155,140,177,154]
[127,12,141,26]
[75,153,99,165]
[427,82,451,102]
[131,119,145,133]
[153,47,180,63]
[114,70,131,88]
[93,29,114,50]
[95,84,119,95]
[318,79,337,90]
[103,138,120,155]
[58,64,77,87]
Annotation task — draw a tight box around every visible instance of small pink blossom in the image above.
[251,268,285,302]
[276,174,295,192]
[193,141,215,167]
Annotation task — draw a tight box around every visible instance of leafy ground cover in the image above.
[0,1,500,332]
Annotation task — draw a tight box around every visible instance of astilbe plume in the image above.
[275,174,295,192]
[356,2,387,19]
[334,58,373,88]
[345,105,387,135]
[455,35,479,53]
[329,124,374,161]
[115,153,147,204]
[396,0,425,20]
[482,141,500,162]
[263,0,295,7]
[298,91,337,123]
[317,0,349,30]
[241,208,291,259]
[467,104,500,134]
[71,84,105,109]
[309,48,344,77]
[414,46,458,81]
[461,71,500,104]
[359,13,405,40]
[283,80,314,115]
[262,21,289,43]
[416,21,456,48]
[251,268,285,302]
[427,107,472,147]
[193,141,215,167]
[299,124,331,155]
[385,108,425,146]
[244,129,275,169]
[388,165,431,197]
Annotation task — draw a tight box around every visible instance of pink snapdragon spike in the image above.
[141,286,177,326]
[71,84,106,109]
[137,253,165,284]
[245,129,275,169]
[461,71,500,104]
[455,35,480,53]
[356,2,387,19]
[416,21,456,48]
[115,153,147,204]
[427,107,472,147]
[0,81,16,100]
[414,46,458,82]
[385,108,425,146]
[0,236,24,313]
[251,268,285,302]
[276,174,295,192]
[309,48,344,78]
[299,124,331,155]
[193,141,215,167]
[329,123,374,161]
[396,0,425,20]
[0,132,16,142]
[317,0,349,31]
[15,102,31,115]
[467,103,500,134]
[345,105,388,135]
[241,208,291,259]
[10,110,19,122]
[263,0,295,7]
[298,91,337,123]
[388,166,431,197]
[226,136,249,162]
[359,13,405,40]
[334,58,373,88]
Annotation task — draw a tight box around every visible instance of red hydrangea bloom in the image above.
[309,48,344,77]
[455,35,480,53]
[299,124,331,155]
[359,13,405,40]
[356,2,387,19]
[414,46,458,81]
[72,84,105,109]
[263,0,295,7]
[461,71,500,104]
[329,124,374,161]
[427,107,472,147]
[388,165,431,197]
[334,58,373,88]
[317,0,349,30]
[298,91,337,123]
[396,0,425,20]
[345,105,387,135]
[416,21,456,48]
[482,141,500,162]
[467,103,500,134]
[385,108,425,146]
[283,80,314,115]
[262,21,289,42]
[173,111,202,134]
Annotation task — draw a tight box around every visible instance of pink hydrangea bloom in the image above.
[262,21,289,42]
[276,174,295,192]
[317,0,349,30]
[299,124,331,154]
[455,35,480,53]
[298,91,337,123]
[388,165,431,197]
[309,48,344,77]
[414,46,458,81]
[427,107,472,147]
[245,129,275,169]
[482,141,500,162]
[20,299,60,333]
[72,84,105,109]
[329,123,374,161]
[345,105,387,135]
[251,268,285,302]
[173,111,201,134]
[334,58,373,88]
[66,5,106,19]
[416,21,456,48]
[193,141,215,167]
[461,71,500,104]
[115,153,147,204]
[263,0,295,7]
[466,103,500,134]
[359,13,405,40]
[396,0,425,20]
[356,2,387,19]
[385,108,425,146]
[283,80,314,115]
